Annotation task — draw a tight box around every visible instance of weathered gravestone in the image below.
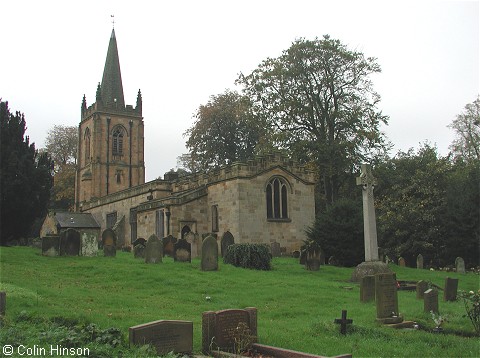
[221,231,235,257]
[102,229,117,257]
[162,235,177,257]
[424,289,439,314]
[375,273,402,324]
[398,257,406,267]
[417,254,424,269]
[129,320,193,356]
[133,244,146,259]
[173,238,191,262]
[145,234,163,264]
[292,250,300,259]
[80,232,98,256]
[444,277,459,301]
[360,275,375,302]
[0,291,5,316]
[416,280,429,299]
[201,235,218,271]
[270,242,281,257]
[185,232,199,259]
[133,238,147,247]
[60,228,81,256]
[42,234,60,256]
[202,307,257,353]
[306,250,321,271]
[455,257,466,274]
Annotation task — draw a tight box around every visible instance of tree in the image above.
[238,36,389,208]
[0,101,53,244]
[43,125,78,210]
[448,96,480,162]
[184,90,269,169]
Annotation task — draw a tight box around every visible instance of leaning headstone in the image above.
[80,233,98,257]
[201,235,218,271]
[102,228,117,257]
[398,257,406,267]
[185,232,199,259]
[0,291,5,316]
[416,280,429,299]
[202,307,257,354]
[270,242,281,257]
[416,254,424,269]
[42,234,60,256]
[375,273,402,324]
[173,238,191,262]
[133,244,146,259]
[360,275,375,302]
[424,289,439,314]
[455,257,466,274]
[145,234,163,263]
[221,231,235,257]
[162,235,177,257]
[59,228,81,256]
[129,320,193,356]
[444,277,459,301]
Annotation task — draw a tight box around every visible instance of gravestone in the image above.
[351,164,391,282]
[80,233,98,256]
[455,257,465,274]
[299,250,306,265]
[202,307,257,354]
[133,238,146,247]
[133,244,146,259]
[444,277,459,301]
[292,250,300,259]
[0,291,5,316]
[59,228,81,256]
[416,254,424,269]
[145,234,163,263]
[102,228,117,257]
[305,250,320,271]
[270,242,281,257]
[201,235,218,271]
[398,257,406,267]
[221,231,235,257]
[424,289,439,313]
[162,235,177,257]
[185,232,199,259]
[375,273,402,324]
[129,320,193,356]
[360,275,375,302]
[173,238,191,262]
[334,310,353,335]
[416,280,429,299]
[42,234,60,256]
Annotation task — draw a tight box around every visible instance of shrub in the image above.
[459,290,480,335]
[223,244,271,270]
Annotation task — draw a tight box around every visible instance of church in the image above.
[72,29,316,254]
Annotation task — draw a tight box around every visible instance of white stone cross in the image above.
[356,163,379,262]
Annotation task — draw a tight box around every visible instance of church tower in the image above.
[75,29,145,210]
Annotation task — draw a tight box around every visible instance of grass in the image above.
[0,246,479,357]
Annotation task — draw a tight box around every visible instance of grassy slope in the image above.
[0,247,479,357]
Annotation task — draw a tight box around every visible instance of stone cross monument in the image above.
[356,164,379,262]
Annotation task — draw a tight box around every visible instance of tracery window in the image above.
[112,126,125,156]
[266,177,289,220]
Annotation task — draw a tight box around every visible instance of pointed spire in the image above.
[136,89,142,115]
[96,82,102,102]
[100,29,125,108]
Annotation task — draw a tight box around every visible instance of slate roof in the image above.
[54,212,100,229]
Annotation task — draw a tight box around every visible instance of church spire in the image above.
[100,28,125,108]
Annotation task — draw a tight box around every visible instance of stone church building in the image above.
[74,29,315,254]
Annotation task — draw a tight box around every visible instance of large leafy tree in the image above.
[238,36,389,207]
[184,90,269,170]
[43,125,78,210]
[448,96,480,162]
[0,101,54,244]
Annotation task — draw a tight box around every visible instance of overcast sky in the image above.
[1,0,478,181]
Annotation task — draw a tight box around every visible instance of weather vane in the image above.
[111,14,115,28]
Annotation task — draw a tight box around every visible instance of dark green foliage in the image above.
[223,243,272,270]
[305,198,364,267]
[0,101,54,244]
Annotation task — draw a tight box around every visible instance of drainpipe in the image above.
[165,207,171,235]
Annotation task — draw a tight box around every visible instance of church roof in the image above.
[54,212,100,229]
[100,29,125,108]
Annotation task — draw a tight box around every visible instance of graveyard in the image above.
[1,246,479,357]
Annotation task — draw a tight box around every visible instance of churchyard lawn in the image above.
[1,247,479,357]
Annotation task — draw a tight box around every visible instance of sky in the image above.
[1,0,478,181]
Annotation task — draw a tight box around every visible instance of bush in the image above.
[223,244,272,270]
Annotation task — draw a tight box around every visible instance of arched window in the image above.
[266,177,289,220]
[84,127,91,163]
[112,126,125,156]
